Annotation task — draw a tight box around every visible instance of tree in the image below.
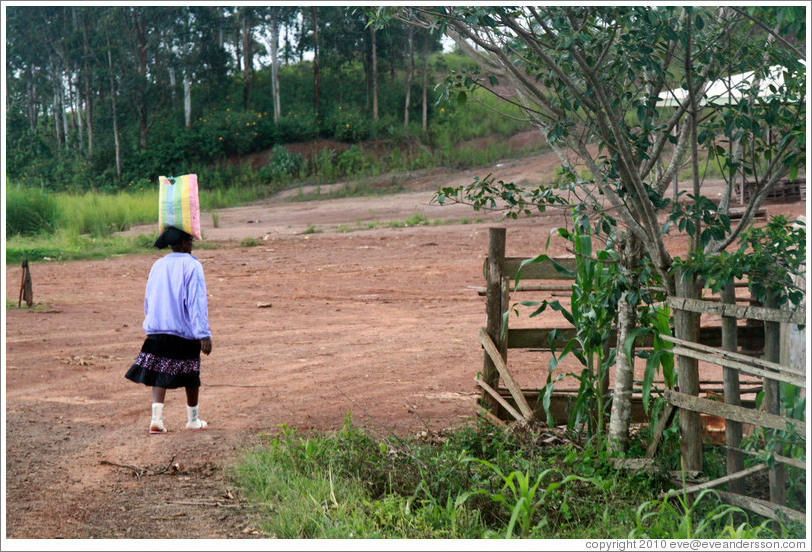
[398,6,805,458]
[311,6,320,113]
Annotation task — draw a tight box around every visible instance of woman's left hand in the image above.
[201,337,212,355]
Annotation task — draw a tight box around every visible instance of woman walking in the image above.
[126,226,212,433]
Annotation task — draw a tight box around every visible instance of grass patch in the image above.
[232,417,802,539]
[5,229,219,264]
[5,299,54,312]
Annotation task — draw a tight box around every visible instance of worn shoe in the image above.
[185,418,208,431]
[149,420,167,434]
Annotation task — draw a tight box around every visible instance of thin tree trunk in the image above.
[107,45,122,181]
[608,233,641,452]
[371,25,379,123]
[84,73,94,155]
[242,11,253,110]
[80,15,94,154]
[270,13,281,122]
[608,290,636,451]
[404,24,414,126]
[421,33,429,132]
[74,76,83,152]
[27,77,38,131]
[131,8,149,151]
[311,7,319,114]
[183,76,191,128]
[53,69,63,148]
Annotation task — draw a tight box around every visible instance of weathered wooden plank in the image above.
[715,491,806,524]
[477,407,509,430]
[668,297,805,325]
[660,334,805,378]
[474,377,525,422]
[721,282,744,494]
[764,290,786,507]
[479,327,534,420]
[664,390,805,434]
[482,228,507,414]
[669,345,806,388]
[723,446,807,471]
[493,257,578,281]
[661,463,769,499]
[474,284,573,296]
[507,326,764,351]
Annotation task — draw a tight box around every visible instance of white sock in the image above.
[150,402,166,432]
[186,404,199,424]
[152,402,164,422]
[186,404,207,429]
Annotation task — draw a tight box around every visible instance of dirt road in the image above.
[4,149,804,539]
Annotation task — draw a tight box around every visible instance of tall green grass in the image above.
[6,186,61,236]
[58,191,157,236]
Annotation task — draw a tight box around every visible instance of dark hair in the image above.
[153,226,193,249]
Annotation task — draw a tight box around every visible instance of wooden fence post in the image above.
[721,281,744,493]
[482,227,507,415]
[675,269,703,472]
[764,290,786,506]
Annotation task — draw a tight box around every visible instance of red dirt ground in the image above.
[4,143,806,540]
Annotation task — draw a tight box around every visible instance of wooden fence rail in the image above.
[667,293,805,521]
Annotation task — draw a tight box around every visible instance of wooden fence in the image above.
[477,228,765,425]
[665,292,806,524]
[477,227,805,522]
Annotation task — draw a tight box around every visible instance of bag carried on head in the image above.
[158,174,201,240]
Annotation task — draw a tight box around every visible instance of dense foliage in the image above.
[5,6,458,191]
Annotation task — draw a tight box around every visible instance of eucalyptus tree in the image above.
[392,6,805,457]
[259,6,299,122]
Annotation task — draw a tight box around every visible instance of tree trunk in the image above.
[81,17,93,155]
[53,70,63,148]
[371,25,379,123]
[608,233,641,452]
[270,13,281,122]
[608,290,636,452]
[26,77,38,131]
[403,24,414,126]
[74,76,83,152]
[421,32,429,132]
[107,46,122,181]
[311,7,319,114]
[183,76,191,128]
[241,11,253,110]
[131,8,149,151]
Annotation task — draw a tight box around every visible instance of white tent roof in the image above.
[658,62,804,107]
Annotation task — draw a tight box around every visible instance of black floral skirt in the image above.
[125,334,202,389]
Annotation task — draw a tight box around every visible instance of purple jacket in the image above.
[143,252,211,340]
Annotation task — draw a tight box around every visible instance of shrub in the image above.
[266,145,304,181]
[336,145,369,176]
[331,108,372,143]
[275,112,319,143]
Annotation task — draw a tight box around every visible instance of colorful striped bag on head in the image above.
[158,174,201,239]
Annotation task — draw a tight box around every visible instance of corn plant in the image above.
[509,211,622,441]
[455,458,590,538]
